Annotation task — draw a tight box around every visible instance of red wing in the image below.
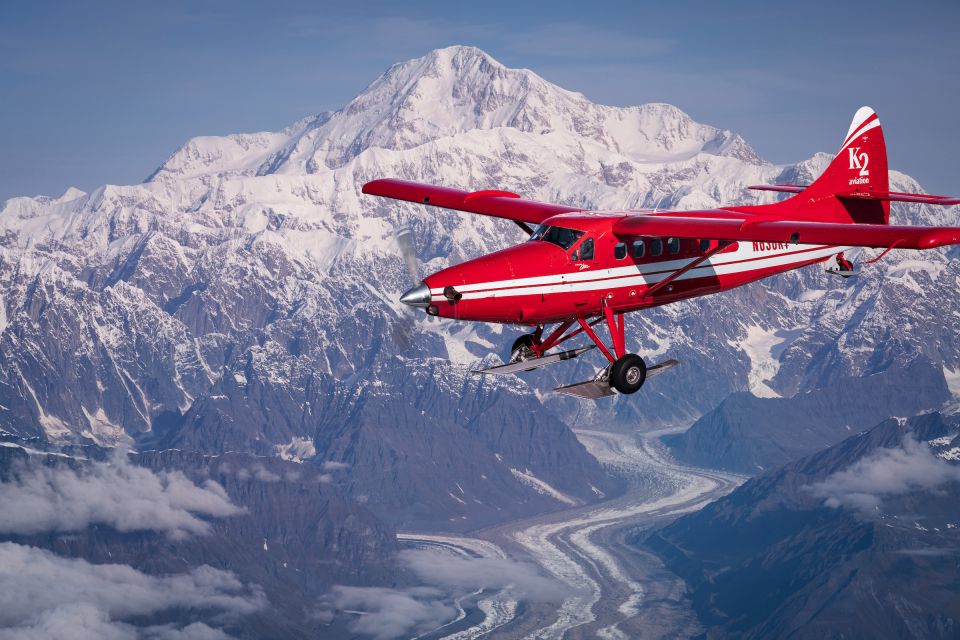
[613,214,960,250]
[747,184,960,205]
[836,190,960,205]
[362,179,580,225]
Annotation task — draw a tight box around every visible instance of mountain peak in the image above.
[418,44,506,71]
[148,45,762,182]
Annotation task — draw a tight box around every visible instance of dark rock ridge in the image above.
[664,357,952,474]
[645,412,960,640]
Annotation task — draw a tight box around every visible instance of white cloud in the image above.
[321,548,568,639]
[0,604,235,640]
[235,463,281,483]
[251,463,280,482]
[399,549,568,601]
[330,586,454,640]
[0,543,264,639]
[0,451,243,539]
[807,437,960,515]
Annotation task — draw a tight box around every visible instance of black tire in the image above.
[609,354,647,394]
[509,335,536,360]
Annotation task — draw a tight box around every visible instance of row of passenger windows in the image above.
[529,225,712,262]
[614,238,711,260]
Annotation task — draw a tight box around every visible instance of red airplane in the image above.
[363,107,960,399]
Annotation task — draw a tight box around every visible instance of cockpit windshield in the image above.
[529,224,584,250]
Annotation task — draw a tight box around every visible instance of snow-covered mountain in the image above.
[1,45,958,525]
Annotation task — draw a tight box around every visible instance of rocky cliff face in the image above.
[645,412,960,639]
[664,357,952,473]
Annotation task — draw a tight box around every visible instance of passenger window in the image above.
[667,237,680,255]
[614,242,627,259]
[579,238,594,261]
[632,239,645,258]
[650,238,663,257]
[700,239,711,252]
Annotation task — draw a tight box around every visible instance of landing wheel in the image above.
[509,334,538,364]
[609,354,647,394]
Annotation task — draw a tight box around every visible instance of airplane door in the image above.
[564,236,597,309]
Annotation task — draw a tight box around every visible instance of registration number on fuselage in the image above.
[752,242,791,252]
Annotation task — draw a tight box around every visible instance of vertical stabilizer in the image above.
[737,107,890,224]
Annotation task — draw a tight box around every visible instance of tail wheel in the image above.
[609,354,647,394]
[509,334,538,364]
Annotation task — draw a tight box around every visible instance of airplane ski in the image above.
[553,378,616,399]
[473,345,595,375]
[554,358,680,399]
[646,358,680,379]
[826,269,858,278]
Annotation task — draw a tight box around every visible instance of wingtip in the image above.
[361,179,381,195]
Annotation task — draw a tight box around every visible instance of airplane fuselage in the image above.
[420,210,845,325]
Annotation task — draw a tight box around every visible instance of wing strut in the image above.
[643,241,731,299]
[513,220,534,235]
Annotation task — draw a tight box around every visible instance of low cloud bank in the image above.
[0,450,243,539]
[329,586,454,640]
[0,542,264,639]
[807,437,960,515]
[323,547,569,639]
[399,548,568,600]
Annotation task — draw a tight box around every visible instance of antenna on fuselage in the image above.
[652,194,667,213]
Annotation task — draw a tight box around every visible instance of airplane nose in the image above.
[400,282,431,308]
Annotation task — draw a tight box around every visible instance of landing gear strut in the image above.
[564,304,649,395]
[826,251,857,278]
[508,326,543,363]
[477,308,678,399]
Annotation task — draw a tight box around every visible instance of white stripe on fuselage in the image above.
[431,243,845,301]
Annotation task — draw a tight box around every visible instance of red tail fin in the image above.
[737,107,891,224]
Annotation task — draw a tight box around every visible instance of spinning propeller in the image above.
[392,225,424,350]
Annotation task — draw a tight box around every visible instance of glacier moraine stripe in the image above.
[430,244,842,301]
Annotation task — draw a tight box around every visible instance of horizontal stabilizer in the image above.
[472,345,595,376]
[747,184,807,194]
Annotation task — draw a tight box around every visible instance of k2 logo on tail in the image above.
[848,147,869,176]
[847,147,870,185]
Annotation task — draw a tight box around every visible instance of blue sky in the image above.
[2,0,958,201]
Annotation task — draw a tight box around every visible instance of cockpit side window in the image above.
[529,224,584,250]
